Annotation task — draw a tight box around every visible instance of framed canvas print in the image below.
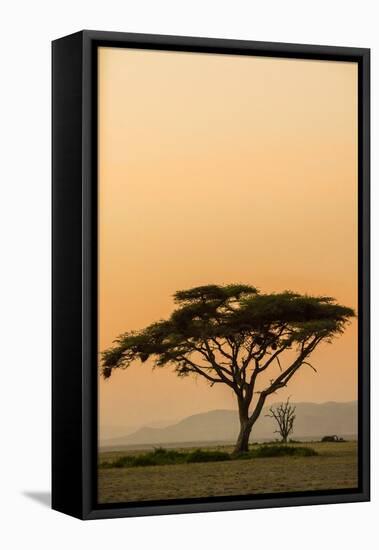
[52,30,370,520]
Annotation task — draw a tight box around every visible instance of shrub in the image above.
[186,449,231,463]
[150,448,185,464]
[112,456,136,468]
[132,455,157,467]
[99,460,113,469]
[249,445,317,458]
[99,447,231,468]
[98,444,317,469]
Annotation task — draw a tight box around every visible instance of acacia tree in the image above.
[266,398,296,443]
[102,284,354,454]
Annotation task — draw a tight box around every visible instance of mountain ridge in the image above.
[101,401,357,449]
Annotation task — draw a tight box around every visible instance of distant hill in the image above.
[101,401,357,449]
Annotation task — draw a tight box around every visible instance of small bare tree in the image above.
[267,398,296,443]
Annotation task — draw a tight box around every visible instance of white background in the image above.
[0,1,376,548]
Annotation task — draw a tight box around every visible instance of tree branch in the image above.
[261,336,322,396]
[257,343,289,374]
[177,356,224,386]
[209,337,234,361]
[196,341,237,389]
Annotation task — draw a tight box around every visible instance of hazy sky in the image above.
[98,47,358,440]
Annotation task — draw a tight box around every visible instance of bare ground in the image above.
[98,441,358,504]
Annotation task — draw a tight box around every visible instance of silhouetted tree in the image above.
[102,284,354,454]
[266,398,296,443]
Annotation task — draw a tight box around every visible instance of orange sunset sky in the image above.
[98,47,358,441]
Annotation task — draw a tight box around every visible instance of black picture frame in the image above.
[52,30,370,520]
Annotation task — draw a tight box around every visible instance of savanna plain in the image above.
[98,440,357,503]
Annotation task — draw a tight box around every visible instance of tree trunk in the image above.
[233,420,253,454]
[232,393,267,455]
[232,397,254,454]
